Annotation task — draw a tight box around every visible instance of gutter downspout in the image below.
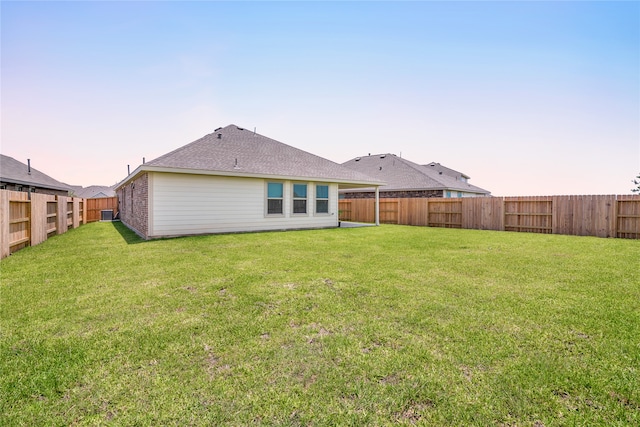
[375,186,380,226]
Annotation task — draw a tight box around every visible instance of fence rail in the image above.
[339,195,640,239]
[0,191,119,259]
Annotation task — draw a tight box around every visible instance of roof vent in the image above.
[380,154,386,159]
[217,133,222,139]
[236,127,244,130]
[214,127,222,132]
[355,157,361,161]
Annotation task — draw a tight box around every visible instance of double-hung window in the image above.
[267,182,283,215]
[315,185,329,214]
[293,184,307,214]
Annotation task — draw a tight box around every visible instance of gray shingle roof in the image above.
[341,154,490,194]
[424,162,470,180]
[0,154,71,192]
[71,185,116,198]
[137,125,383,185]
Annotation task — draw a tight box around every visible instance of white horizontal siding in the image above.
[150,173,338,237]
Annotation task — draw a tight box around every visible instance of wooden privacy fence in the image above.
[339,195,640,239]
[85,196,118,222]
[0,191,119,259]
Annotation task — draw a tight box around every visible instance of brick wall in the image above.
[341,189,444,199]
[116,173,149,239]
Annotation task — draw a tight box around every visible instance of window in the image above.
[267,182,283,215]
[316,185,329,214]
[293,184,307,214]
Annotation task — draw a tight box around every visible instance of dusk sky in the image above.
[2,1,638,196]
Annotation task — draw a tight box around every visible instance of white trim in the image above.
[291,183,309,216]
[314,183,330,215]
[116,165,384,190]
[148,173,154,236]
[265,181,285,217]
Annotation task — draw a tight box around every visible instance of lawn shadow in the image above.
[110,221,146,245]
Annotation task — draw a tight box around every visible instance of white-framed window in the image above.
[292,183,308,214]
[266,182,284,215]
[315,184,329,214]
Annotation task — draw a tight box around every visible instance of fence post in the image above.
[56,196,67,234]
[72,198,80,229]
[375,187,380,226]
[0,190,9,259]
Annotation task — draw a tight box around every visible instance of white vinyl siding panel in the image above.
[150,173,338,237]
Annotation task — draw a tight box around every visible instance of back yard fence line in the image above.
[0,190,118,259]
[339,195,640,239]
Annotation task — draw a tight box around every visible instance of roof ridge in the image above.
[121,125,384,187]
[392,156,452,186]
[230,125,351,168]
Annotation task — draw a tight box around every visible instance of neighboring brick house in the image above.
[115,125,384,239]
[0,154,71,197]
[340,154,490,199]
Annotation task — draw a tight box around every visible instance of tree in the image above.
[633,173,640,193]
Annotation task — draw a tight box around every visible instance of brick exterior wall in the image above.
[116,173,149,239]
[341,189,444,199]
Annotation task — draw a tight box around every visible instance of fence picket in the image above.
[0,191,119,259]
[339,195,640,239]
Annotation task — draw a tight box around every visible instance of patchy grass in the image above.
[1,222,639,426]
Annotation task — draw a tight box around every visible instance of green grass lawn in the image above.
[1,222,639,426]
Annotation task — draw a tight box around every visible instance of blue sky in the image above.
[2,1,638,195]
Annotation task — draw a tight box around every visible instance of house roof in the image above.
[424,162,470,180]
[340,154,490,195]
[0,154,71,192]
[70,185,116,198]
[117,125,384,189]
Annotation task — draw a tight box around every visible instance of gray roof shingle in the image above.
[0,154,71,192]
[71,185,116,198]
[423,162,470,180]
[136,125,383,185]
[341,154,490,195]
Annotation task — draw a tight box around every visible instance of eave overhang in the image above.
[115,165,385,191]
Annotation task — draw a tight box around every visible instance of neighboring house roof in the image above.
[340,154,490,195]
[424,162,470,181]
[117,125,384,189]
[71,185,116,198]
[0,154,71,192]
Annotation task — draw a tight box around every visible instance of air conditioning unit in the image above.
[101,210,114,221]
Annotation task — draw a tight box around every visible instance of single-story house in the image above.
[0,154,71,197]
[340,154,490,198]
[115,125,384,239]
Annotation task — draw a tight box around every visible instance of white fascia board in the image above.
[115,165,384,190]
